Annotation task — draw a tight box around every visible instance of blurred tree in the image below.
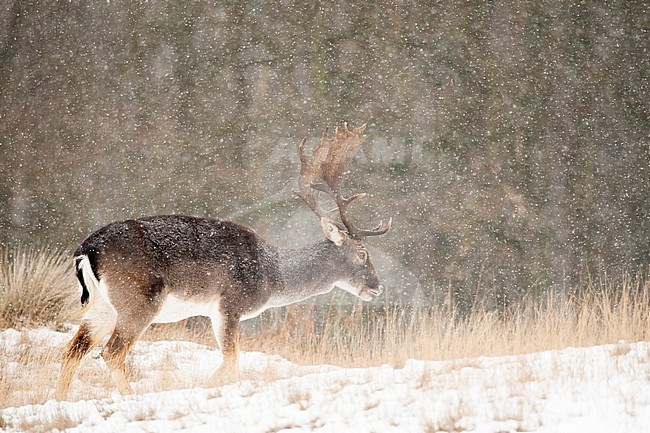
[0,0,647,307]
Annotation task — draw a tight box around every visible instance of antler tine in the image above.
[336,191,392,238]
[295,122,392,238]
[298,137,308,167]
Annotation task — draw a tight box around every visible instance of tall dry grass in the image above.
[238,271,650,367]
[0,246,76,329]
[0,246,648,408]
[0,245,647,363]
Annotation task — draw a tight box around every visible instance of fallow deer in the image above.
[55,123,391,400]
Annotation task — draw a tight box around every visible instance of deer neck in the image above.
[270,240,342,307]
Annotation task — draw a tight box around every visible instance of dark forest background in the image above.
[1,1,648,307]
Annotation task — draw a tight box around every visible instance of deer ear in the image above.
[321,218,346,246]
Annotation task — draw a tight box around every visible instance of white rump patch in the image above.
[84,278,118,337]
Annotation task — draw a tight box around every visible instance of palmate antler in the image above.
[294,122,392,238]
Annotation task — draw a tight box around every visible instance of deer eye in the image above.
[356,251,367,262]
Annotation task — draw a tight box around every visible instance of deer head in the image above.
[294,122,391,300]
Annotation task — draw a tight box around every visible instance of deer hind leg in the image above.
[203,310,240,387]
[101,312,154,395]
[99,276,164,395]
[56,320,113,401]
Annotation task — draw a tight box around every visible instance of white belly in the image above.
[152,294,218,324]
[152,293,272,324]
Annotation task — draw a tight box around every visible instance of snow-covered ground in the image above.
[1,328,649,432]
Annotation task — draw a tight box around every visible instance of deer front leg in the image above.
[204,311,240,388]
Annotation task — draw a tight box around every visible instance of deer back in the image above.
[76,215,281,313]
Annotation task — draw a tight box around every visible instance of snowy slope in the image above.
[1,328,649,432]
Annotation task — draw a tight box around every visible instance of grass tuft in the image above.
[0,245,76,329]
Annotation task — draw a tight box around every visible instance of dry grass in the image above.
[0,245,76,329]
[0,246,649,409]
[236,271,650,368]
[0,331,63,408]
